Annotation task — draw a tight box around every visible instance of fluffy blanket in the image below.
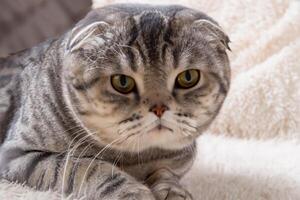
[1,0,300,199]
[1,134,300,200]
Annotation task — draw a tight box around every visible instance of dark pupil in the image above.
[185,71,192,82]
[120,75,127,87]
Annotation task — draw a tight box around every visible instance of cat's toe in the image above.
[119,184,155,200]
[151,181,193,200]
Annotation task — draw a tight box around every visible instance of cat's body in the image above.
[0,4,230,200]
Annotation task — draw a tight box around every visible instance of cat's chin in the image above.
[102,127,195,153]
[144,126,196,151]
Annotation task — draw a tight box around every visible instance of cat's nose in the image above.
[149,104,169,118]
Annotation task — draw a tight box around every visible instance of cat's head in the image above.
[62,4,230,152]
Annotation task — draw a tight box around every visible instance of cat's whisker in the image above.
[163,119,194,137]
[61,134,85,199]
[179,123,196,133]
[117,116,150,136]
[77,133,132,196]
[118,115,161,140]
[134,129,147,165]
[177,123,194,137]
[163,114,197,134]
[68,131,97,160]
[75,143,94,164]
[61,128,90,155]
[137,131,141,166]
[126,131,141,157]
[61,130,96,198]
[178,117,198,128]
[55,125,86,148]
[172,119,185,137]
[70,132,97,160]
[110,122,131,169]
[111,150,123,176]
[114,132,140,145]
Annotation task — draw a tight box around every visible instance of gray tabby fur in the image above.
[0,4,230,200]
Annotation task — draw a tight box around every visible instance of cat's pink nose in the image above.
[149,104,169,118]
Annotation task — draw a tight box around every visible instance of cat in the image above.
[0,4,230,200]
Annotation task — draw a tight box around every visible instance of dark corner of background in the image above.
[0,0,92,57]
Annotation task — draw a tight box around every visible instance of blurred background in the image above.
[0,0,92,57]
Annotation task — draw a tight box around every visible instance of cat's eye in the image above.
[175,69,200,89]
[111,74,136,94]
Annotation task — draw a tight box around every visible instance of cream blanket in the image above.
[1,0,300,199]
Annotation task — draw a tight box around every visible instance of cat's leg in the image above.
[146,168,193,200]
[0,147,155,200]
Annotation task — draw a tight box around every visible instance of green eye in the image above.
[111,74,136,94]
[176,69,200,89]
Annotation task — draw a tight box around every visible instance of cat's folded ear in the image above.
[193,19,231,51]
[66,21,110,53]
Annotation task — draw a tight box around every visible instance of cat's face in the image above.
[63,5,230,152]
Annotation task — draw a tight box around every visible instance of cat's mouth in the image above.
[148,123,173,133]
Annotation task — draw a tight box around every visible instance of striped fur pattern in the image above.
[0,4,230,200]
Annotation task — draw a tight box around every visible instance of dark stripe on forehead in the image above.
[165,12,179,68]
[139,11,166,64]
[126,17,139,71]
[172,47,181,68]
[126,49,136,71]
[163,12,176,45]
[135,41,147,65]
[161,13,176,65]
[127,17,139,46]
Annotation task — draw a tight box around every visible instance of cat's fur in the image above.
[0,4,230,200]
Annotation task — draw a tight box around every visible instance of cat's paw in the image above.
[151,180,193,200]
[118,183,155,200]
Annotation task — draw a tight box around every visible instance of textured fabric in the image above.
[206,0,300,140]
[0,0,299,199]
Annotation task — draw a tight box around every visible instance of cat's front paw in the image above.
[118,183,155,200]
[151,180,193,200]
